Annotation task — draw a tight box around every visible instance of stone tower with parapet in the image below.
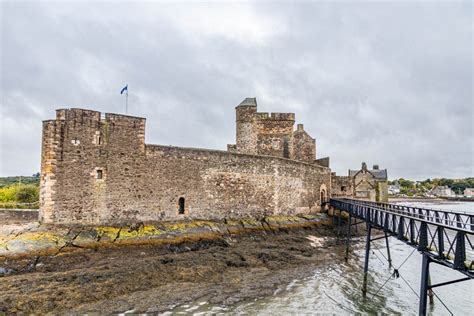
[228,98,317,162]
[40,108,145,224]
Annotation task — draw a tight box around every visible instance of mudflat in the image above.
[0,226,342,314]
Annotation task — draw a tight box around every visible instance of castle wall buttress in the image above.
[39,119,64,223]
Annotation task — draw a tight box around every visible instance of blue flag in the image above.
[120,84,128,94]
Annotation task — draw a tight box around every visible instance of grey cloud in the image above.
[1,1,472,179]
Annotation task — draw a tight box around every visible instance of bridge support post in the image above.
[384,231,392,268]
[345,214,351,262]
[337,209,342,242]
[362,223,372,296]
[419,254,431,316]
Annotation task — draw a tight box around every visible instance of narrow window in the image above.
[178,197,185,214]
[96,169,103,179]
[94,131,102,145]
[283,137,289,158]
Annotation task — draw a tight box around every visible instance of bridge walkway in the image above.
[330,198,473,315]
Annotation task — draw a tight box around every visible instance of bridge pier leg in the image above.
[362,223,372,296]
[428,274,434,305]
[345,214,351,262]
[337,209,342,240]
[384,231,392,268]
[419,254,431,316]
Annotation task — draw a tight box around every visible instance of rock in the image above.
[0,267,13,276]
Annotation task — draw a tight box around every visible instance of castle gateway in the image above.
[40,98,333,224]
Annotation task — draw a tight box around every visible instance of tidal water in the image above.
[170,201,473,315]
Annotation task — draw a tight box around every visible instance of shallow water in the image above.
[168,202,473,315]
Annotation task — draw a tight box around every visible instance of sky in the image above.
[0,0,472,180]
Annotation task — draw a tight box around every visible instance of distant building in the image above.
[388,184,400,195]
[431,186,455,197]
[464,188,474,198]
[348,162,388,202]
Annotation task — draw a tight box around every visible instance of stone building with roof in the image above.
[348,162,388,202]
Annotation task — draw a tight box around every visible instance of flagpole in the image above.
[126,90,128,114]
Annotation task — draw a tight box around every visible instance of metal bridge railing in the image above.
[339,198,473,232]
[330,198,473,315]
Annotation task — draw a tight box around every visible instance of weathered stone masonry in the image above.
[40,98,332,225]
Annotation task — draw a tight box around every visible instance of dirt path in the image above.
[0,226,343,313]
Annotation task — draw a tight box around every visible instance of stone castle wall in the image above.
[331,174,353,197]
[40,108,331,225]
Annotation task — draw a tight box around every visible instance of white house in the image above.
[388,184,400,195]
[464,188,474,197]
[431,186,455,197]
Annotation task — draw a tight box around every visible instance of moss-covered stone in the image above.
[0,214,330,258]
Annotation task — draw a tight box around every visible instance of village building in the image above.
[388,184,401,195]
[463,188,474,197]
[431,186,455,197]
[348,163,388,202]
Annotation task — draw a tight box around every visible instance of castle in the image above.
[40,97,387,225]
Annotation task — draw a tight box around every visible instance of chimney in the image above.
[296,124,304,132]
[373,165,379,170]
[362,162,367,171]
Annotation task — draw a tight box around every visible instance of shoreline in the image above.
[0,218,344,314]
[0,213,331,259]
[389,197,474,203]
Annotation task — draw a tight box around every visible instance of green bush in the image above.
[15,185,39,203]
[0,184,39,206]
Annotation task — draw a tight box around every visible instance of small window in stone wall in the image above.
[178,197,185,214]
[283,138,289,158]
[96,169,103,180]
[94,131,102,145]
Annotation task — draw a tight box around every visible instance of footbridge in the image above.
[330,198,473,315]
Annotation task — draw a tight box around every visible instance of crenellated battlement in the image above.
[254,112,295,121]
[55,108,101,122]
[54,108,145,124]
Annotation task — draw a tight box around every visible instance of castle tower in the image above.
[40,108,145,224]
[293,123,316,162]
[235,97,258,154]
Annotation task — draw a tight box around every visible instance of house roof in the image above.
[349,169,387,180]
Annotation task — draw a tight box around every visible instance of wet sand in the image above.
[0,225,346,314]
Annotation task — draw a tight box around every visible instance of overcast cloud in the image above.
[1,0,472,180]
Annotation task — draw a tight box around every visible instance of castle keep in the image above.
[40,98,333,224]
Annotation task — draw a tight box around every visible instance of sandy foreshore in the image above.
[0,219,344,314]
[0,212,354,313]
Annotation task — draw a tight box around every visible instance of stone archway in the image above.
[319,184,328,205]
